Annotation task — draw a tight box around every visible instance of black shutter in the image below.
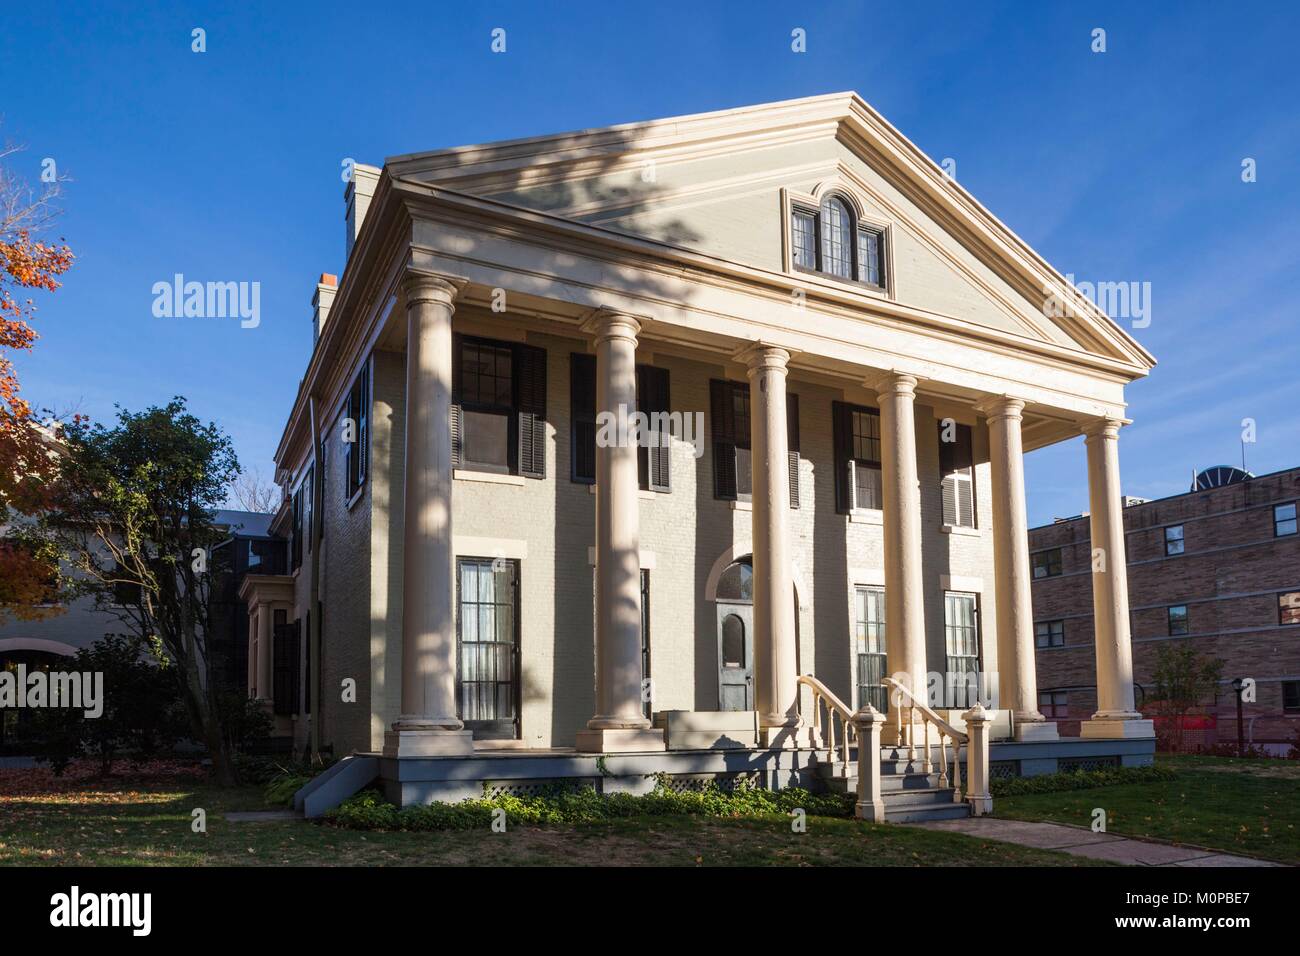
[711,379,737,500]
[787,392,801,509]
[939,422,974,527]
[450,403,464,469]
[273,620,301,716]
[358,362,369,486]
[570,353,596,482]
[516,344,547,479]
[833,401,852,514]
[450,334,464,470]
[637,365,671,493]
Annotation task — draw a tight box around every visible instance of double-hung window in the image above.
[854,586,887,713]
[832,402,882,512]
[1164,525,1184,556]
[1276,503,1297,537]
[344,362,369,500]
[944,592,980,707]
[453,335,547,478]
[709,379,802,506]
[939,422,975,528]
[571,356,674,492]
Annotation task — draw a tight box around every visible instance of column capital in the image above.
[975,395,1028,422]
[402,271,465,307]
[1082,416,1129,441]
[735,341,793,375]
[580,307,642,345]
[867,370,920,402]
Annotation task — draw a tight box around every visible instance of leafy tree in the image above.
[41,399,247,784]
[0,136,74,622]
[25,634,188,775]
[1150,644,1224,752]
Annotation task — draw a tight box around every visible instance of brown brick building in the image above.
[1030,466,1300,752]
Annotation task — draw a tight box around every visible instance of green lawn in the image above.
[0,766,1102,867]
[995,754,1300,865]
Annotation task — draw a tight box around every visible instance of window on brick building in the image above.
[1167,604,1190,636]
[1164,525,1184,556]
[1032,548,1063,579]
[1279,591,1300,626]
[1035,620,1065,648]
[1039,691,1068,718]
[1276,502,1297,537]
[1283,682,1300,713]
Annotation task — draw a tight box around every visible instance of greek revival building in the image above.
[250,94,1156,800]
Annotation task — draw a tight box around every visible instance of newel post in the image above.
[962,702,993,817]
[851,704,886,822]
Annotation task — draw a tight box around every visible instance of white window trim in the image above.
[780,184,896,299]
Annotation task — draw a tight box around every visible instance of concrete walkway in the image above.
[915,817,1282,867]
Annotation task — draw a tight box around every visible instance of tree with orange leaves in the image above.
[0,138,74,621]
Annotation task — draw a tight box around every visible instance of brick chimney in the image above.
[344,164,381,258]
[313,273,338,343]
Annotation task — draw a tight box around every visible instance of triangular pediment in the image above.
[386,93,1153,372]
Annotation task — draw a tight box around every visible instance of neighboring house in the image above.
[1031,466,1300,753]
[0,508,277,749]
[259,92,1156,779]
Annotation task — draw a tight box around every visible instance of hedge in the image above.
[991,763,1177,797]
[325,777,855,831]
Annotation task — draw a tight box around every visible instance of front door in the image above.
[716,603,754,711]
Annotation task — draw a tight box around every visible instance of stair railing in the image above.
[879,676,993,816]
[795,674,856,768]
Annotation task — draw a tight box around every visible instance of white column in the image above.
[982,397,1056,741]
[876,373,928,731]
[1081,418,1153,739]
[384,273,473,757]
[741,343,800,745]
[575,310,664,753]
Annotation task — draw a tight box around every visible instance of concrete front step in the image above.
[886,802,972,823]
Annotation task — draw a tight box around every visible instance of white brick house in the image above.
[254,93,1155,780]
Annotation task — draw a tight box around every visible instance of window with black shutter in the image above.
[833,401,882,512]
[453,335,547,478]
[711,379,752,500]
[273,617,300,715]
[344,361,369,500]
[304,466,315,553]
[290,485,303,571]
[636,364,671,493]
[939,421,975,528]
[787,393,801,509]
[572,357,671,492]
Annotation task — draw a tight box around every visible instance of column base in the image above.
[1014,720,1060,742]
[1080,718,1155,740]
[856,798,887,822]
[574,728,666,753]
[382,729,474,757]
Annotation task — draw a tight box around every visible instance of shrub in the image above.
[992,763,1176,797]
[264,773,313,808]
[325,777,855,831]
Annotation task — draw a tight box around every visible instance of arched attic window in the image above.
[791,192,887,290]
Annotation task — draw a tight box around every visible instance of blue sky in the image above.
[2,0,1297,525]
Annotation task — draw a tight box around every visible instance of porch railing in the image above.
[864,676,991,818]
[796,674,856,768]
